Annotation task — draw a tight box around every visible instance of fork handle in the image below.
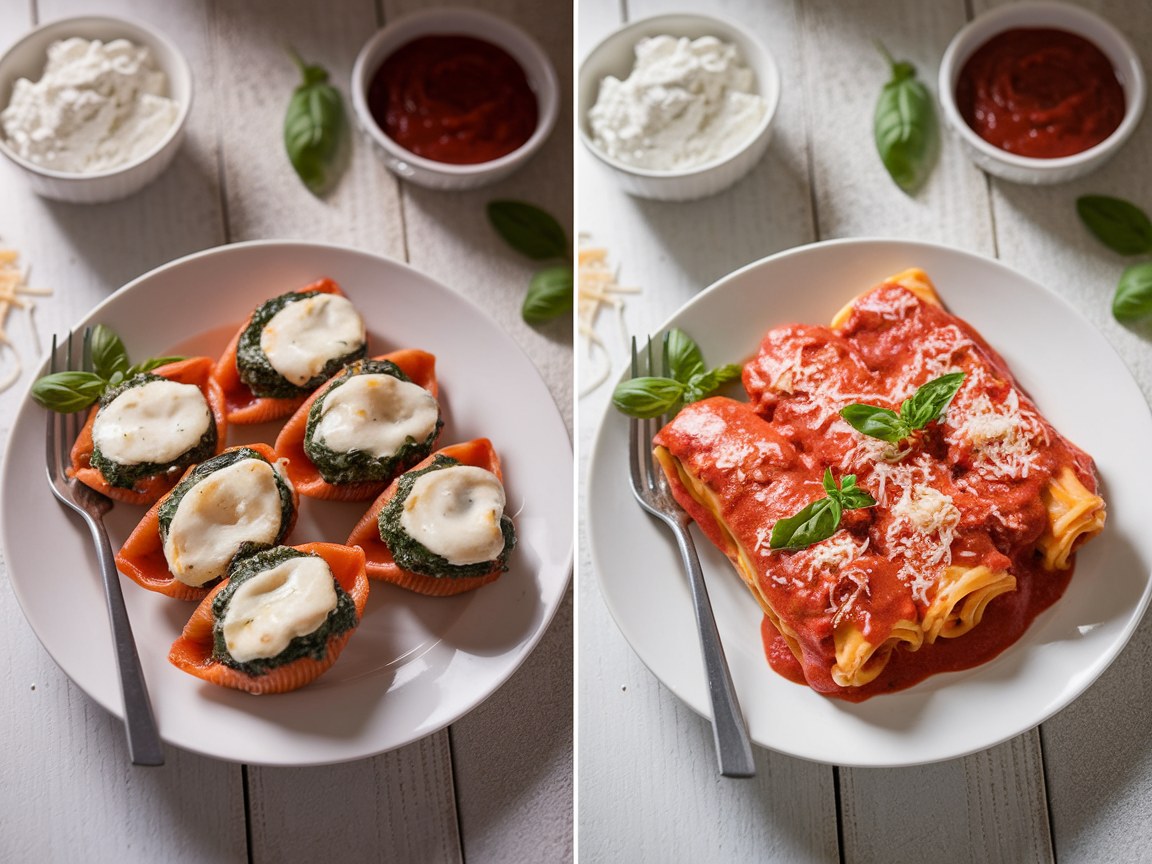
[87,516,165,767]
[671,519,756,778]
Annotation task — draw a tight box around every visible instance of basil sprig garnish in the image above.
[770,469,876,550]
[487,200,568,260]
[487,200,573,324]
[1075,196,1152,322]
[31,324,183,413]
[612,329,742,419]
[839,372,965,443]
[284,48,344,194]
[874,43,937,195]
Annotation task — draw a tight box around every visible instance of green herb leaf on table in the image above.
[1076,196,1152,256]
[770,468,877,550]
[486,200,573,324]
[487,201,569,260]
[32,328,184,414]
[1112,262,1152,321]
[611,329,739,419]
[874,43,937,195]
[284,48,344,194]
[840,372,964,442]
[522,264,574,323]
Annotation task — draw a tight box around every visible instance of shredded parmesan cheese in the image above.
[0,246,49,393]
[577,243,639,397]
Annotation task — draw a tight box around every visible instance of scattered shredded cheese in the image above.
[0,246,50,393]
[577,242,639,397]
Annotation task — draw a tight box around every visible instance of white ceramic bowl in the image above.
[579,13,780,202]
[0,15,192,204]
[351,9,559,191]
[938,1,1145,185]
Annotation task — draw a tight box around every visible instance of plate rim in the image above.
[587,236,1152,767]
[2,238,573,766]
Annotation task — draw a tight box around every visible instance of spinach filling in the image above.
[303,359,442,485]
[157,448,296,583]
[235,290,367,399]
[89,374,218,490]
[211,546,358,676]
[377,455,517,580]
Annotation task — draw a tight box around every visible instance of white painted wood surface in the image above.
[577,0,1151,861]
[0,1,571,862]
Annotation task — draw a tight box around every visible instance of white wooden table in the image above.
[0,1,572,861]
[578,0,1152,861]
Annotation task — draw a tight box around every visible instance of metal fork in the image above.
[45,329,164,766]
[628,337,755,778]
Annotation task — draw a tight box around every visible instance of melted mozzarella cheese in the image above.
[313,374,438,458]
[260,294,365,385]
[163,458,284,586]
[92,379,210,465]
[400,466,507,565]
[221,556,337,662]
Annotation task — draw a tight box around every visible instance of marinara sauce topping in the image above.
[956,27,1125,159]
[368,35,538,165]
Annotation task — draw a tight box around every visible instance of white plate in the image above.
[2,240,573,766]
[587,238,1152,767]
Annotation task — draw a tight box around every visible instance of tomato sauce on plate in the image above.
[368,35,538,165]
[956,28,1125,159]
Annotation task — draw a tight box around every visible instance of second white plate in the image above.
[588,238,1152,767]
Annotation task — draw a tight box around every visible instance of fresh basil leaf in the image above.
[839,403,910,442]
[285,49,344,194]
[1113,262,1152,321]
[874,46,937,194]
[838,486,878,511]
[770,496,842,550]
[821,467,838,497]
[31,371,105,413]
[900,372,965,428]
[90,324,129,381]
[824,470,876,510]
[487,200,568,261]
[522,265,573,323]
[611,377,684,419]
[1076,196,1152,256]
[127,356,184,377]
[683,364,742,403]
[665,328,706,384]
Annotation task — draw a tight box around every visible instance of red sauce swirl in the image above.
[956,27,1125,159]
[367,35,538,165]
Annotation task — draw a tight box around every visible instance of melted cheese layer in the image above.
[92,379,210,465]
[164,458,284,587]
[260,294,365,385]
[221,556,337,662]
[314,374,438,457]
[400,466,506,565]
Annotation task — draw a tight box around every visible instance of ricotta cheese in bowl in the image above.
[1,36,179,174]
[588,35,768,172]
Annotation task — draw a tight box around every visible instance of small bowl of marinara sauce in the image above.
[351,9,559,190]
[939,1,1145,184]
